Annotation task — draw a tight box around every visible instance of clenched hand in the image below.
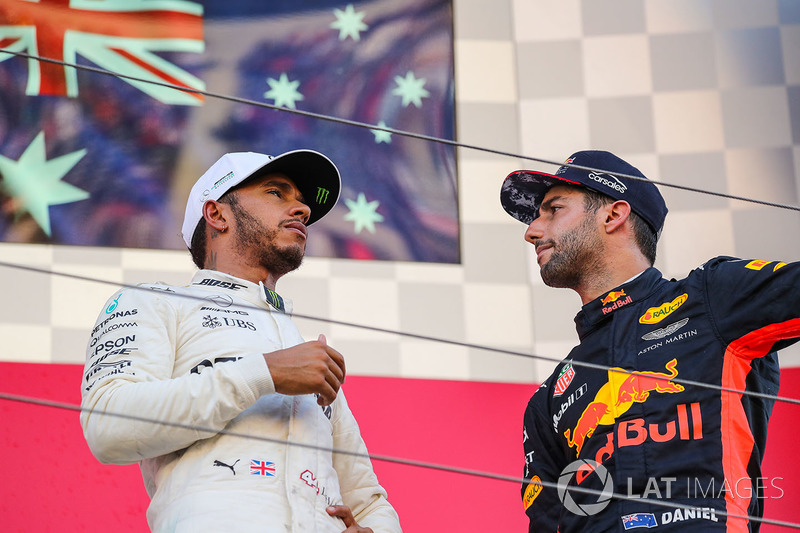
[263,334,346,406]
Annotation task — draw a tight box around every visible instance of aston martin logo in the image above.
[642,318,690,341]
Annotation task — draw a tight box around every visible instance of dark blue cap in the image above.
[500,150,668,233]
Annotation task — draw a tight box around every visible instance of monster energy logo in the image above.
[263,287,285,312]
[316,187,330,204]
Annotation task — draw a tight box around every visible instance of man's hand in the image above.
[327,505,374,533]
[263,334,345,406]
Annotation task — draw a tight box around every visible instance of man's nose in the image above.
[524,218,542,245]
[292,201,311,224]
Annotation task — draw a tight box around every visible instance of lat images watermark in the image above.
[556,459,784,518]
[557,459,614,516]
[623,475,785,501]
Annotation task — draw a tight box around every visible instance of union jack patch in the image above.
[250,460,276,477]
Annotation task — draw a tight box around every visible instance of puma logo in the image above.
[213,459,240,475]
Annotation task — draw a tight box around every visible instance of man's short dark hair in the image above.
[188,191,239,269]
[581,187,659,265]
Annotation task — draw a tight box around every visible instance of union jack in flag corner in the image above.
[0,0,458,263]
[621,513,658,530]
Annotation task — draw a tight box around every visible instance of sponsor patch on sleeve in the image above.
[523,476,543,510]
[745,260,772,271]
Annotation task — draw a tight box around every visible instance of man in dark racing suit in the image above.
[500,150,795,532]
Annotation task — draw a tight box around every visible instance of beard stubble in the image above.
[229,202,305,278]
[539,211,604,289]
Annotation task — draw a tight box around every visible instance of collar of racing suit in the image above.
[190,270,293,314]
[574,267,664,340]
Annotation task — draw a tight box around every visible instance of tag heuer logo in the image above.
[553,363,575,397]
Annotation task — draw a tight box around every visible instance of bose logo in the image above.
[588,172,627,194]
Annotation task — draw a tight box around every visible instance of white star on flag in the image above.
[0,132,89,236]
[264,73,305,109]
[371,121,392,144]
[344,193,384,234]
[392,71,430,108]
[330,4,368,41]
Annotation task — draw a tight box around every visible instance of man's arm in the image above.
[80,287,277,464]
[331,391,402,533]
[81,289,346,465]
[522,387,563,533]
[706,257,800,352]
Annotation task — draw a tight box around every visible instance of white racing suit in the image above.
[80,270,401,533]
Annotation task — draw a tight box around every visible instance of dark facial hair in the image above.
[229,200,304,277]
[538,210,603,289]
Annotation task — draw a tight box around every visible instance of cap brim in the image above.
[248,150,341,225]
[500,170,580,224]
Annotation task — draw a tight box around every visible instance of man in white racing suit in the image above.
[80,150,401,533]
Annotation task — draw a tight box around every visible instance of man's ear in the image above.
[202,200,228,233]
[603,200,632,234]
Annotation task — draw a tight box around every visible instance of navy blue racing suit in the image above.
[522,257,796,532]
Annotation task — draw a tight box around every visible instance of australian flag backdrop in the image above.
[0,0,458,263]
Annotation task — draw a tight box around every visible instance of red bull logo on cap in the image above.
[556,157,575,175]
[564,358,686,456]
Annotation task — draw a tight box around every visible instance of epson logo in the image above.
[588,172,627,194]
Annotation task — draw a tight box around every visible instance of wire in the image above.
[2,51,799,407]
[0,258,798,408]
[3,49,800,213]
[1,48,799,531]
[2,390,798,530]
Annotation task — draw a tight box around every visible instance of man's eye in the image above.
[268,189,282,197]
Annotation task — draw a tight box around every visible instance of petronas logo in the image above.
[316,187,330,204]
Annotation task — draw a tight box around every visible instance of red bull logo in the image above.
[564,358,685,456]
[564,402,609,455]
[615,358,683,405]
[601,290,626,306]
[556,157,575,175]
[601,289,633,315]
[639,294,688,324]
[575,402,703,485]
